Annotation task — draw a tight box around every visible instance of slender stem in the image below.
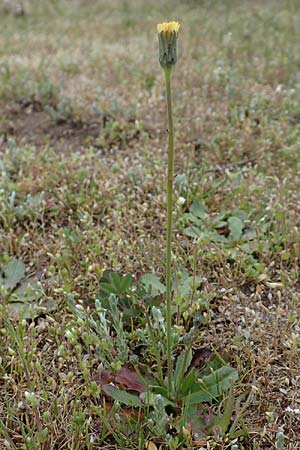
[164,65,174,398]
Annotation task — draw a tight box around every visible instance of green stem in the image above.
[164,65,174,398]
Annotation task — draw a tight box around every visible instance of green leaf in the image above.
[178,275,202,297]
[184,226,202,239]
[190,203,206,219]
[275,430,286,450]
[37,428,48,444]
[184,213,202,226]
[0,259,25,290]
[211,232,227,243]
[119,273,132,291]
[231,209,247,221]
[96,271,138,321]
[174,348,193,390]
[140,273,165,296]
[214,220,227,229]
[212,211,227,223]
[180,368,198,397]
[188,366,238,405]
[196,354,229,377]
[214,385,234,434]
[228,216,244,240]
[149,385,169,397]
[174,173,187,192]
[101,384,142,407]
[98,270,132,299]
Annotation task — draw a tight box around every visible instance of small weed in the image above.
[44,97,73,124]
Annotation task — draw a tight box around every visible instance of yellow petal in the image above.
[157,21,180,34]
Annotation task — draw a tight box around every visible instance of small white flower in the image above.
[17,401,25,411]
[285,406,300,415]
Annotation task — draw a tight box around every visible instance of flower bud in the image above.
[157,21,180,68]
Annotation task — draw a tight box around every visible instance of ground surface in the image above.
[0,0,300,449]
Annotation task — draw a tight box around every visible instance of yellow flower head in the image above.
[157,21,180,34]
[157,21,180,68]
